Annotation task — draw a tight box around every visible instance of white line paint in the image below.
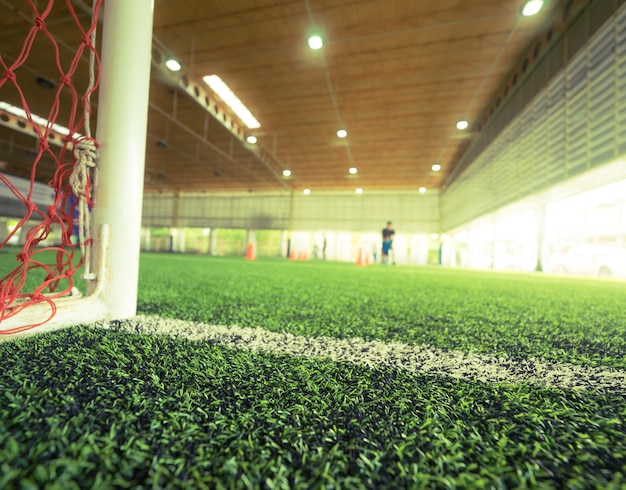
[97,315,626,393]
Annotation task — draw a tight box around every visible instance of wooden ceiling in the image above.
[0,0,571,194]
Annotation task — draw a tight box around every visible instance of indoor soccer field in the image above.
[1,252,625,489]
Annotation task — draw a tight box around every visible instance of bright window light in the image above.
[165,57,182,72]
[432,163,442,172]
[337,129,347,138]
[282,169,292,177]
[419,186,427,193]
[355,188,363,194]
[456,119,469,130]
[308,35,323,50]
[349,167,358,175]
[246,135,257,144]
[0,101,80,138]
[202,75,261,129]
[303,188,311,195]
[522,0,544,16]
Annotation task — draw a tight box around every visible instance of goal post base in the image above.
[0,295,110,342]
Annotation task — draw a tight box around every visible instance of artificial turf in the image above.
[2,327,625,489]
[137,254,626,369]
[1,253,626,488]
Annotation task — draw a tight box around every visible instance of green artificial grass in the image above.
[1,327,625,489]
[2,252,626,487]
[137,254,626,369]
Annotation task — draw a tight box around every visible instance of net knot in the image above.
[24,201,38,213]
[60,75,72,86]
[38,139,50,153]
[34,16,46,30]
[73,138,97,168]
[81,34,92,46]
[3,69,16,82]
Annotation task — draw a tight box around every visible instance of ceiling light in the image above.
[203,75,261,129]
[164,57,182,72]
[456,119,469,130]
[282,169,292,177]
[355,188,363,194]
[419,187,427,193]
[308,35,323,50]
[349,167,358,175]
[0,101,79,138]
[246,135,257,144]
[522,0,544,16]
[303,188,311,195]
[432,163,442,172]
[337,129,347,138]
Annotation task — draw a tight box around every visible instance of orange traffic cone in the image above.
[245,242,256,260]
[355,248,366,266]
[289,250,296,260]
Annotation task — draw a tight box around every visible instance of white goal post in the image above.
[1,0,154,338]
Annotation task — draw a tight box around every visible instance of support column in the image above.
[0,220,8,245]
[209,229,217,255]
[490,219,497,270]
[287,189,295,258]
[535,205,547,272]
[89,0,154,320]
[143,227,151,251]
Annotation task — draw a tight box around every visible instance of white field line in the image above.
[97,315,626,393]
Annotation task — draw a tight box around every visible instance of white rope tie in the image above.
[69,2,99,281]
[70,139,97,279]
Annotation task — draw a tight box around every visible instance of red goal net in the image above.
[0,0,102,334]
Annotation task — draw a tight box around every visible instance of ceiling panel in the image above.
[0,0,569,194]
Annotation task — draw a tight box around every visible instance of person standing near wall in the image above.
[382,221,395,265]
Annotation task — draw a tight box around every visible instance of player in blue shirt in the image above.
[382,221,395,265]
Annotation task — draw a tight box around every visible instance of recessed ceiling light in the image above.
[164,57,182,72]
[308,35,323,50]
[419,187,427,193]
[432,163,441,172]
[456,119,469,130]
[246,135,257,144]
[355,188,363,194]
[303,188,311,195]
[522,0,544,16]
[337,129,347,138]
[282,169,292,177]
[348,167,358,175]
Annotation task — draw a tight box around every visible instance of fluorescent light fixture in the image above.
[303,188,311,195]
[419,186,427,193]
[164,57,182,72]
[349,167,358,175]
[202,75,261,129]
[337,129,347,138]
[282,169,292,177]
[456,119,469,130]
[246,135,257,144]
[522,0,544,16]
[355,188,363,194]
[308,35,323,50]
[0,101,80,138]
[432,163,442,172]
